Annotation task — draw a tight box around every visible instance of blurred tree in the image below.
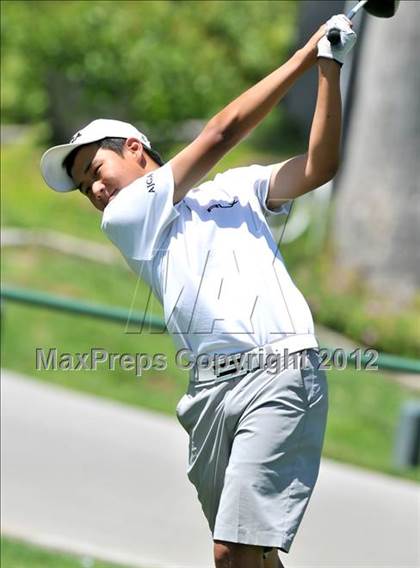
[333,1,420,308]
[1,0,297,144]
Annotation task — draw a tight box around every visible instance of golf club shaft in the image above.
[347,0,369,20]
[327,0,368,45]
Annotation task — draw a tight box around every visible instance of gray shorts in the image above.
[175,349,328,554]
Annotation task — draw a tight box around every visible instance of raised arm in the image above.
[267,15,357,209]
[170,26,326,204]
[266,58,342,210]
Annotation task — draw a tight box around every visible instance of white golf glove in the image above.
[317,14,357,66]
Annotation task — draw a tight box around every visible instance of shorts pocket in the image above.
[300,350,327,407]
[175,394,190,431]
[175,393,198,435]
[299,350,327,408]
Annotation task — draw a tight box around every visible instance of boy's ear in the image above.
[125,137,142,155]
[125,137,147,167]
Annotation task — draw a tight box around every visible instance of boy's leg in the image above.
[213,353,327,564]
[213,541,285,568]
[263,548,285,568]
[213,540,264,568]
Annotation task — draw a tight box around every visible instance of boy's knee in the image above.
[213,541,230,567]
[213,540,264,567]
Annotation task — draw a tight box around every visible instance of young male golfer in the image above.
[41,15,356,568]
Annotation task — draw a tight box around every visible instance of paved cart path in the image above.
[2,370,419,568]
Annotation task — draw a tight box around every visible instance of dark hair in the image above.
[62,137,165,179]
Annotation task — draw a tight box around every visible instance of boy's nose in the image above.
[92,180,106,196]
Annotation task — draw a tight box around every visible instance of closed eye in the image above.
[79,164,101,195]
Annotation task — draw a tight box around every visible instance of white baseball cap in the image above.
[40,118,162,192]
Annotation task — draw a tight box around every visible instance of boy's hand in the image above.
[317,15,357,66]
[300,24,328,66]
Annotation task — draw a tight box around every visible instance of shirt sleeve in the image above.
[101,162,179,261]
[214,164,292,216]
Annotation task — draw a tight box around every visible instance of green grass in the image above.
[287,241,420,359]
[1,142,99,242]
[324,367,419,481]
[3,132,419,358]
[0,536,136,568]
[1,132,420,483]
[2,259,419,482]
[1,246,188,414]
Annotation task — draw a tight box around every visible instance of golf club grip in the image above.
[326,0,366,46]
[327,28,341,45]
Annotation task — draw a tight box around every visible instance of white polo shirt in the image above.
[101,162,316,356]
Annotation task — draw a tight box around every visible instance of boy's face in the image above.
[71,139,145,211]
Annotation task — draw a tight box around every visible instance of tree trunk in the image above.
[333,1,420,308]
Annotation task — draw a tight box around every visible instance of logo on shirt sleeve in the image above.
[146,173,156,193]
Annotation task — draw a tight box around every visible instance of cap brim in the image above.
[40,143,83,192]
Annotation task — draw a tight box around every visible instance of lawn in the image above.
[2,246,419,483]
[1,133,419,483]
[0,536,136,568]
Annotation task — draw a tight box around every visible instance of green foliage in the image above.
[283,237,420,358]
[1,0,297,142]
